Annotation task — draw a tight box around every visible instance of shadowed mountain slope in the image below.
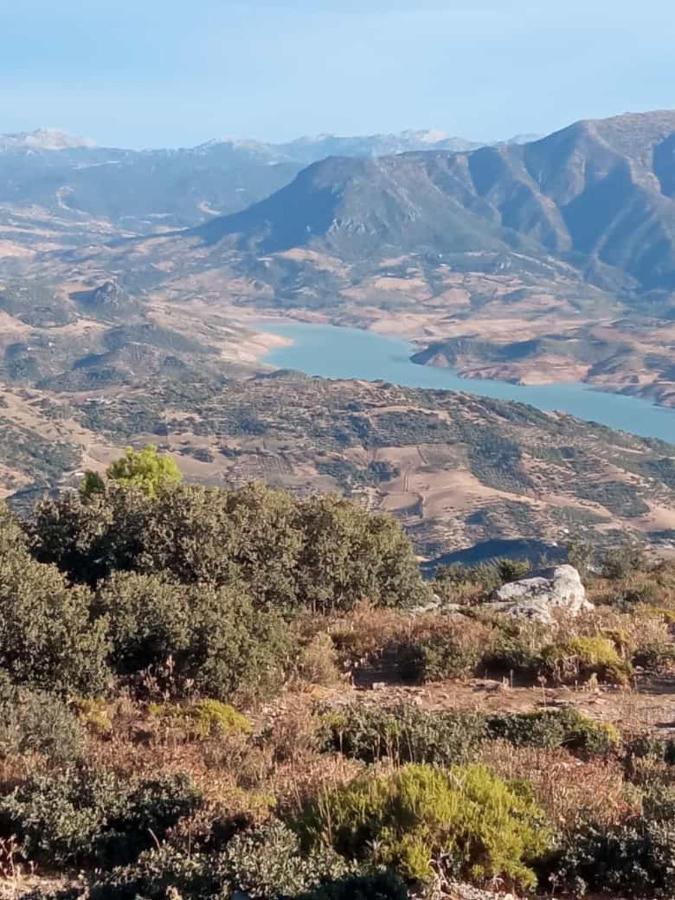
[192,110,675,291]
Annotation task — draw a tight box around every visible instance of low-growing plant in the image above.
[549,803,675,898]
[149,699,252,740]
[217,820,352,898]
[297,633,341,687]
[297,871,409,900]
[89,843,215,900]
[541,636,633,685]
[0,674,83,763]
[487,709,620,757]
[295,763,552,890]
[73,697,114,736]
[0,767,202,868]
[323,703,487,766]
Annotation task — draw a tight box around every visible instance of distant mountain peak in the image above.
[0,128,95,151]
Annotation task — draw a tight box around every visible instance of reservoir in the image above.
[262,322,675,444]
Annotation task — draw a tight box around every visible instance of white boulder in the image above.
[483,564,593,623]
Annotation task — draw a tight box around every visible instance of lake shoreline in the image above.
[254,319,675,444]
[240,310,675,412]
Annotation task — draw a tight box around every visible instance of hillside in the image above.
[2,369,674,559]
[191,110,675,292]
[69,110,670,407]
[1,459,675,899]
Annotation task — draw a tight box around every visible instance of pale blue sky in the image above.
[1,0,673,148]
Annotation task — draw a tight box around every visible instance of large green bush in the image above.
[0,546,110,696]
[30,483,427,612]
[296,763,552,890]
[95,571,296,701]
[0,767,202,868]
[294,494,428,612]
[323,703,487,766]
[0,673,83,762]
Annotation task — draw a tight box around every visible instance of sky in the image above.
[1,0,673,149]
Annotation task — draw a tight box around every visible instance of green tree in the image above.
[82,445,182,499]
[296,495,429,612]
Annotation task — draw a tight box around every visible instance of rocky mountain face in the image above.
[0,128,481,231]
[192,110,675,294]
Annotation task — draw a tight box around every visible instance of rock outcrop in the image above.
[483,564,592,623]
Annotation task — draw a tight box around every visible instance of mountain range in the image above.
[0,127,488,231]
[190,110,675,295]
[26,108,666,411]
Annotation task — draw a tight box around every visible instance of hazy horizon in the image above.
[1,0,673,149]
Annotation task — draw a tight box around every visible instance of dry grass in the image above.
[479,740,634,830]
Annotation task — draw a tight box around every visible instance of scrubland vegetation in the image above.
[0,449,674,898]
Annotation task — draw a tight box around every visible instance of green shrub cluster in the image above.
[296,763,552,890]
[541,636,633,685]
[80,821,358,900]
[487,708,620,757]
[550,799,675,898]
[0,672,83,763]
[149,699,252,740]
[0,767,202,868]
[324,704,619,767]
[96,571,295,701]
[0,510,110,697]
[30,483,428,613]
[322,703,487,766]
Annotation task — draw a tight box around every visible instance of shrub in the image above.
[487,709,620,757]
[601,544,645,580]
[73,697,113,736]
[323,703,487,766]
[551,809,675,898]
[481,620,550,680]
[31,483,428,613]
[297,633,341,686]
[0,673,83,763]
[0,548,110,697]
[0,767,202,868]
[295,763,552,890]
[295,494,429,613]
[297,871,409,900]
[0,501,26,555]
[95,572,296,701]
[89,843,215,899]
[542,636,633,685]
[412,629,484,682]
[149,699,252,740]
[372,617,492,684]
[496,558,531,583]
[217,820,351,899]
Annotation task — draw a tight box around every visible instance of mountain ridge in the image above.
[186,109,675,293]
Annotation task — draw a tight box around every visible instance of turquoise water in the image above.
[261,322,675,444]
